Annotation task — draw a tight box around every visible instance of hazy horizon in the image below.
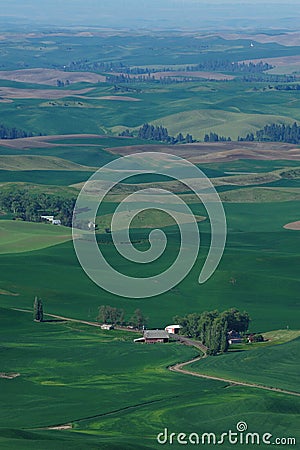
[1,0,300,30]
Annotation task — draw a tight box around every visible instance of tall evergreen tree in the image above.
[33,296,43,322]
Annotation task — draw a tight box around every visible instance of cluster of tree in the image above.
[119,129,134,137]
[187,60,273,73]
[107,74,155,84]
[113,85,142,93]
[56,79,70,87]
[97,305,124,325]
[62,60,126,73]
[33,297,43,322]
[204,132,232,142]
[242,74,297,83]
[0,123,40,140]
[0,189,76,226]
[64,59,272,76]
[273,84,300,91]
[106,74,202,85]
[97,305,147,329]
[135,123,194,144]
[174,308,250,356]
[121,121,300,146]
[239,122,300,144]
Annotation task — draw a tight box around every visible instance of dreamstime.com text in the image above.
[157,422,296,446]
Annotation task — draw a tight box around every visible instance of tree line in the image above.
[97,305,147,330]
[174,308,250,356]
[188,60,273,73]
[0,123,41,140]
[204,132,232,142]
[273,83,300,91]
[214,122,300,144]
[120,123,194,144]
[239,122,300,144]
[0,189,76,226]
[120,120,300,145]
[62,59,273,76]
[106,74,205,85]
[241,74,297,83]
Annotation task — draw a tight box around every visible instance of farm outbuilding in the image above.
[227,330,242,345]
[101,324,114,330]
[134,330,169,344]
[165,325,182,334]
[41,215,61,225]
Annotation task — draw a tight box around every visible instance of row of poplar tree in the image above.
[174,308,250,356]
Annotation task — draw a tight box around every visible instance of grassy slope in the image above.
[0,221,72,254]
[187,337,300,393]
[0,155,95,171]
[0,170,94,185]
[96,209,205,233]
[150,109,296,140]
[0,80,300,139]
[0,200,299,332]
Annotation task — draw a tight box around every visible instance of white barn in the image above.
[165,325,182,334]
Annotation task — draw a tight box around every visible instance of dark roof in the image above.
[144,330,169,339]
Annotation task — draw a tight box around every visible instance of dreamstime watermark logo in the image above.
[72,152,226,298]
[156,421,297,446]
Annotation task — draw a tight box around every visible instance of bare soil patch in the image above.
[0,134,112,149]
[46,424,72,430]
[242,55,300,68]
[153,71,235,81]
[221,32,300,47]
[0,87,94,100]
[284,221,300,230]
[108,141,300,163]
[0,372,20,379]
[0,68,106,86]
[0,288,19,296]
[97,95,141,101]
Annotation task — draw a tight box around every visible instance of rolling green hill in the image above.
[187,337,300,393]
[0,155,95,171]
[150,110,296,141]
[0,220,72,254]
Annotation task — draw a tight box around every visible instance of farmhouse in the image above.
[134,330,169,344]
[41,215,61,225]
[165,324,182,334]
[101,324,114,330]
[227,330,242,345]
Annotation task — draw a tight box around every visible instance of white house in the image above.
[41,215,61,225]
[165,325,182,334]
[41,215,54,222]
[101,324,114,330]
